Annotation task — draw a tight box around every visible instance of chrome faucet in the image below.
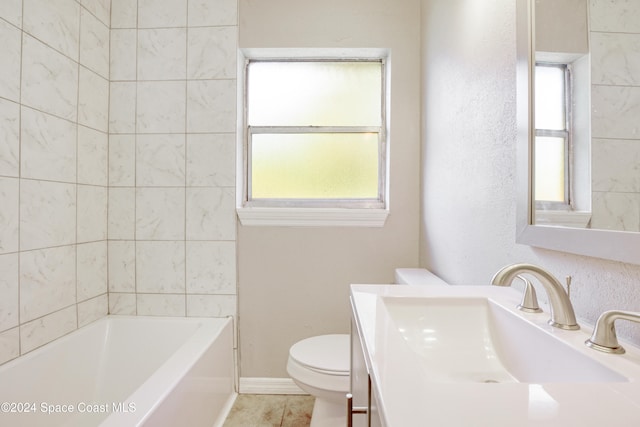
[585,310,640,354]
[491,263,579,330]
[514,275,543,313]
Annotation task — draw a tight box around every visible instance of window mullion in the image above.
[535,129,568,138]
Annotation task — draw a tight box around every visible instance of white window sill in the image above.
[236,207,389,227]
[535,210,592,228]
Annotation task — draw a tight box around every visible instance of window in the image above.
[534,63,570,207]
[238,55,388,226]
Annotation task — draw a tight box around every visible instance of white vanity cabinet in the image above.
[369,384,383,427]
[350,298,384,427]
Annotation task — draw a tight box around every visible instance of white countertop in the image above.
[350,284,640,427]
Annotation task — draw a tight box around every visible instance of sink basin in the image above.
[380,296,628,384]
[352,285,640,426]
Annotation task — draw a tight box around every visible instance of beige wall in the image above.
[535,0,589,55]
[238,0,422,378]
[420,0,640,345]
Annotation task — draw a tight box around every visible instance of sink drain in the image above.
[482,379,500,383]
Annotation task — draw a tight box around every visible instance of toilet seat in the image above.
[289,334,350,376]
[287,334,351,400]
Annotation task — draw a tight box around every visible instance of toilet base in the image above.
[310,397,346,427]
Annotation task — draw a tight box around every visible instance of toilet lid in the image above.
[289,334,350,375]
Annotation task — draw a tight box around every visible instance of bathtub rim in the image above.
[0,315,237,427]
[99,315,235,427]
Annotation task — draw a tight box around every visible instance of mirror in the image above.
[533,0,591,229]
[516,0,640,264]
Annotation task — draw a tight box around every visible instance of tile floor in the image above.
[223,394,315,427]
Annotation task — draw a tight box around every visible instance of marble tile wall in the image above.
[590,0,640,230]
[108,0,238,318]
[0,0,110,364]
[0,0,238,366]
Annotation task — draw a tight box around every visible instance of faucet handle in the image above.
[585,310,640,354]
[515,275,542,313]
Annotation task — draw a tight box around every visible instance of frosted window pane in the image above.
[248,61,382,126]
[251,133,379,199]
[535,65,565,130]
[534,136,565,202]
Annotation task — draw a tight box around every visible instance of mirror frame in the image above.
[516,0,640,265]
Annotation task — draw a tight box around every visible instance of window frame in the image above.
[534,62,573,210]
[236,49,390,227]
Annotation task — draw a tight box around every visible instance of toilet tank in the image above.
[394,268,449,286]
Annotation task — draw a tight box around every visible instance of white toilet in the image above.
[287,334,350,427]
[287,269,449,426]
[394,267,449,286]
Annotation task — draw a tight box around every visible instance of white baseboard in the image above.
[239,377,307,395]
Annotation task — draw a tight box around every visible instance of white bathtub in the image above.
[0,316,236,427]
